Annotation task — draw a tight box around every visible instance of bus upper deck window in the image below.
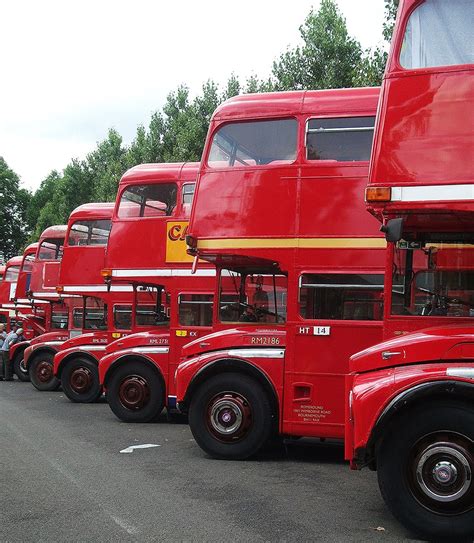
[208,119,298,169]
[306,117,375,162]
[68,220,111,246]
[400,0,473,69]
[117,183,178,218]
[182,183,195,205]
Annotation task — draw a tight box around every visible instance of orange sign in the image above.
[166,221,193,263]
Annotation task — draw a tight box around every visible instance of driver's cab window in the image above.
[219,270,287,324]
[135,286,169,326]
[391,242,474,317]
[80,297,107,330]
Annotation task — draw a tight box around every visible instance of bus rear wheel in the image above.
[13,350,30,382]
[29,353,60,391]
[189,372,273,460]
[61,357,102,403]
[377,402,474,541]
[106,362,164,422]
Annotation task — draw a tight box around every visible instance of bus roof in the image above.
[119,162,200,186]
[5,256,23,268]
[39,225,68,241]
[212,87,380,121]
[68,202,115,222]
[24,243,39,255]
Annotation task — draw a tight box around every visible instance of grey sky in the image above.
[0,0,386,192]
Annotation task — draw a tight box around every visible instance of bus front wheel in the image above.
[29,353,60,391]
[189,372,273,460]
[377,402,474,541]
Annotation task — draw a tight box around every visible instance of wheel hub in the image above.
[415,442,472,505]
[70,367,93,393]
[207,393,252,442]
[433,461,458,485]
[119,375,150,410]
[37,361,53,383]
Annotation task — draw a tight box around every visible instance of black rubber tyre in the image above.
[29,352,60,391]
[188,372,273,460]
[13,349,30,382]
[377,402,474,541]
[106,361,164,423]
[61,357,102,403]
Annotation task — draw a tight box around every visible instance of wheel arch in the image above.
[56,351,98,379]
[27,347,57,369]
[181,358,280,422]
[103,354,166,392]
[11,342,28,362]
[363,379,474,469]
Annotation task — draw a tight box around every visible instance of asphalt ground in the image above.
[0,379,422,543]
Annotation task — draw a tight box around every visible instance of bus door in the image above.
[284,272,384,438]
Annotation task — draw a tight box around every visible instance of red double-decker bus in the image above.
[173,87,388,459]
[345,0,473,539]
[49,202,140,400]
[97,163,216,421]
[23,225,83,388]
[6,243,51,380]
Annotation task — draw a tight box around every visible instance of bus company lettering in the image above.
[167,223,188,242]
[166,222,193,263]
[294,405,332,423]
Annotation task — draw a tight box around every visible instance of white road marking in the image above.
[120,443,161,454]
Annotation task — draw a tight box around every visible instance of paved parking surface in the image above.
[0,380,421,542]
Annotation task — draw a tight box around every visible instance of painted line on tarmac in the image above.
[120,443,161,454]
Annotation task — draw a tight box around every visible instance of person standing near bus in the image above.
[1,323,17,381]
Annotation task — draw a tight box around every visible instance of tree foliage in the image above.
[19,0,399,244]
[0,157,31,261]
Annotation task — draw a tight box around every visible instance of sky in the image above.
[0,0,386,193]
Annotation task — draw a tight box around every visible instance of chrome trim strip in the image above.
[391,184,474,202]
[447,367,474,380]
[111,269,216,278]
[227,348,285,359]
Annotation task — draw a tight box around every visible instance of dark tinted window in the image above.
[300,274,384,320]
[178,294,213,326]
[209,119,298,168]
[113,305,132,329]
[117,184,177,218]
[306,117,375,161]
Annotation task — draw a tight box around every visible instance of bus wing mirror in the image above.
[380,218,404,242]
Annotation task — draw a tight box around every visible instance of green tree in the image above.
[272,0,363,90]
[383,0,399,43]
[89,129,127,202]
[27,170,61,230]
[0,157,31,260]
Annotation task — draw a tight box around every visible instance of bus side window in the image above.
[178,294,213,327]
[299,274,384,321]
[306,117,375,162]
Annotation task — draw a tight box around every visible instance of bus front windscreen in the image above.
[219,270,287,324]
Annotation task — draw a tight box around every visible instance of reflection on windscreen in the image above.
[219,270,287,323]
[208,119,297,168]
[392,242,474,317]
